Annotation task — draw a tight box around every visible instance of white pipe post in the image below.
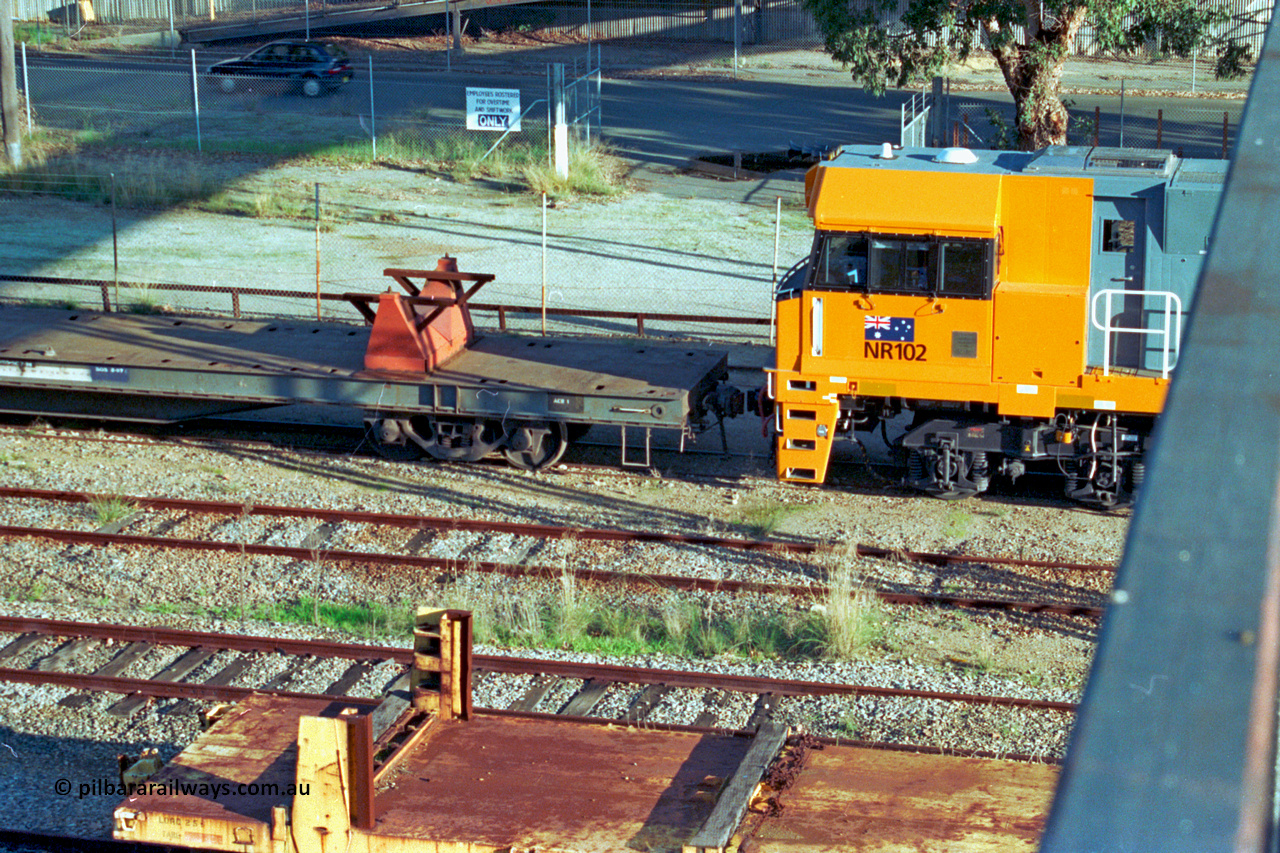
[368,56,376,160]
[552,63,568,179]
[21,42,28,135]
[733,0,740,76]
[190,49,201,153]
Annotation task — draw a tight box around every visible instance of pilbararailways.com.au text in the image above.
[55,778,311,800]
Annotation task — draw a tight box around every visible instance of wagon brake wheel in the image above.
[502,421,569,471]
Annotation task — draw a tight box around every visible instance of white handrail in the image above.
[1090,288,1183,378]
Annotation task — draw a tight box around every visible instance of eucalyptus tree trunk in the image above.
[986,6,1086,149]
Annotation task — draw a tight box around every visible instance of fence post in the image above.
[368,57,376,160]
[1157,109,1162,149]
[1223,112,1229,159]
[541,192,547,335]
[1094,107,1100,147]
[111,172,118,308]
[733,0,741,77]
[314,183,321,321]
[1119,79,1125,148]
[21,42,29,136]
[929,76,944,147]
[551,64,568,179]
[770,196,780,346]
[594,45,601,147]
[190,49,202,154]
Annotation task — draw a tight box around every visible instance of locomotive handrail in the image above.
[1089,288,1183,379]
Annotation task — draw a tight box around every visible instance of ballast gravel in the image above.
[0,427,1128,839]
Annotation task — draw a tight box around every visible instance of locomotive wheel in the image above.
[502,421,569,471]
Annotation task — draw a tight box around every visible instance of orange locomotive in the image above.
[768,146,1225,505]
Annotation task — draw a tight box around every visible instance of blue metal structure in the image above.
[1041,11,1280,852]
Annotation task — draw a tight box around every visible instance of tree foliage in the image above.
[802,0,1251,148]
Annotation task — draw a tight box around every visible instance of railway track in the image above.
[0,616,1074,761]
[0,487,1112,619]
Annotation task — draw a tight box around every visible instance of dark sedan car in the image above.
[207,41,353,97]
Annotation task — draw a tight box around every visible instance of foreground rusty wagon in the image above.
[113,610,1057,853]
[0,263,738,469]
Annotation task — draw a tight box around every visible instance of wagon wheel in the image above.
[502,421,569,471]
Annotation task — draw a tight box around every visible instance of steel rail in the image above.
[0,667,381,707]
[0,485,1118,573]
[0,616,1079,712]
[0,523,1106,618]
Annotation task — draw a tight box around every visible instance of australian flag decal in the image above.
[864,315,915,342]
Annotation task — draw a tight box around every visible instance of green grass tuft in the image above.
[89,495,135,526]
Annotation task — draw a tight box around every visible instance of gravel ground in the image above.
[0,416,1121,838]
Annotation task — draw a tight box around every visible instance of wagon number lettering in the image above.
[864,342,927,361]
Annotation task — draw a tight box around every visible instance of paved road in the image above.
[20,52,1243,166]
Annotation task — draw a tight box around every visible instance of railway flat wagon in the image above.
[113,609,1059,853]
[0,264,735,469]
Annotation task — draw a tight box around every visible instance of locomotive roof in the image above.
[821,145,1227,189]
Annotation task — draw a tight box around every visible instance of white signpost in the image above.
[466,88,521,132]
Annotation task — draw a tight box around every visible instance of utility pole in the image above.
[0,0,20,167]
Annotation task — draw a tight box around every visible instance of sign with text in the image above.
[465,88,521,132]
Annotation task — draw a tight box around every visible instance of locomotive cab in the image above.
[770,145,1225,505]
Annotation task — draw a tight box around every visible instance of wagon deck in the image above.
[0,306,728,432]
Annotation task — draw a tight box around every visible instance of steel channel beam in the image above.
[0,615,1076,711]
[0,829,208,853]
[0,523,1104,617]
[0,485,1117,572]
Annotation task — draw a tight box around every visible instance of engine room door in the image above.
[1088,197,1148,371]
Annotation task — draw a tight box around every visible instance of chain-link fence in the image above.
[933,89,1244,158]
[0,174,811,343]
[17,48,558,164]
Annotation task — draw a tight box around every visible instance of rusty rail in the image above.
[0,486,1118,573]
[0,522,1106,618]
[0,667,383,706]
[0,615,1079,712]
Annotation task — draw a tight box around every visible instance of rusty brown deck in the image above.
[744,743,1057,852]
[115,692,1058,853]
